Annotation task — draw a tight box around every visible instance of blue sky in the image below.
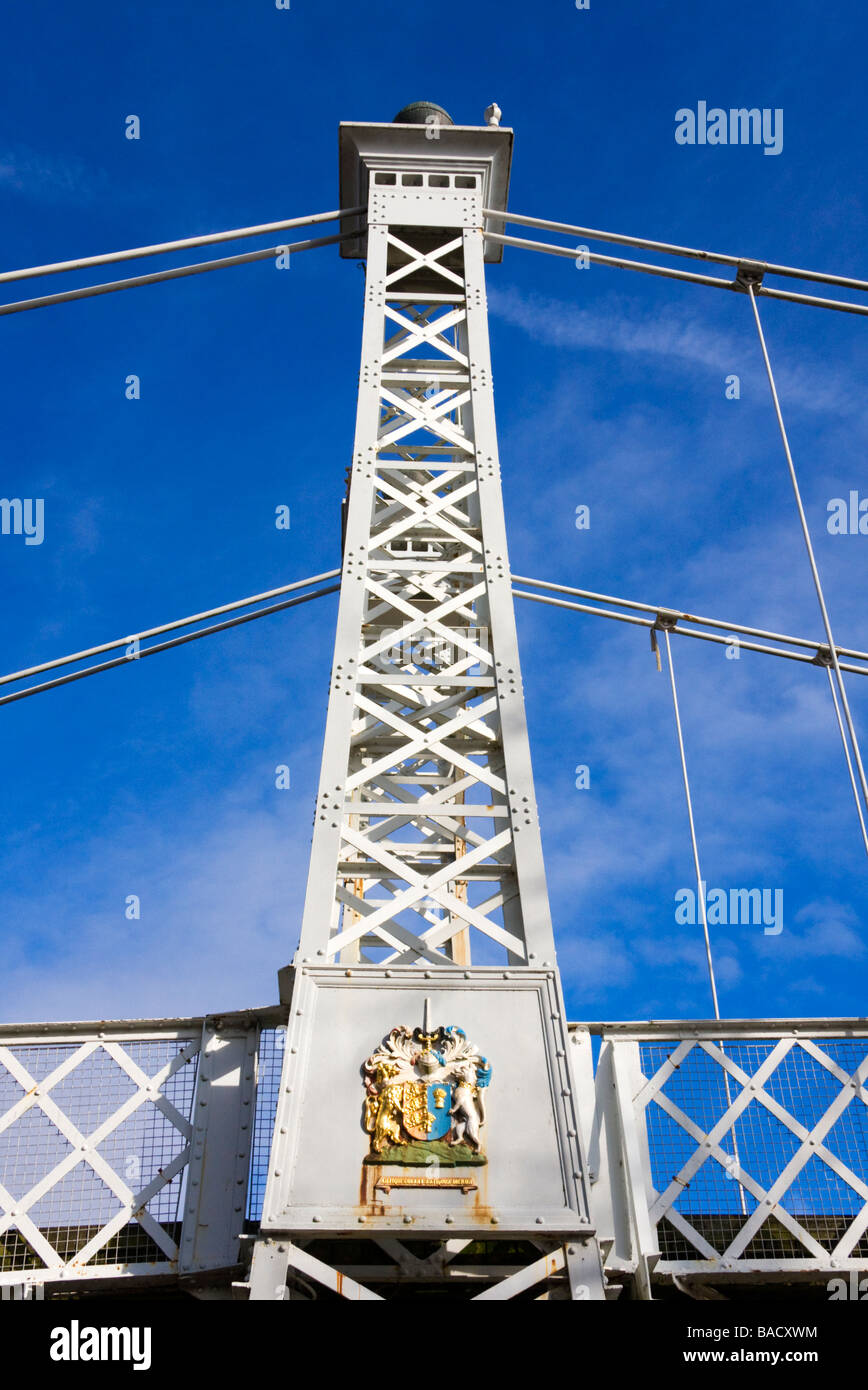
[1,0,866,1026]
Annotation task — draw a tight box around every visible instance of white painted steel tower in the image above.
[247,104,605,1301]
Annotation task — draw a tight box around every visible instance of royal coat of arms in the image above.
[362,1005,492,1167]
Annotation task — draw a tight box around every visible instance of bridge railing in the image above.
[572,1019,868,1295]
[4,1008,866,1296]
[0,1008,284,1292]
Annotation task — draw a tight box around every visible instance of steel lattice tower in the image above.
[247,106,605,1301]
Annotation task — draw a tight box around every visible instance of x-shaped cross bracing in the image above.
[638,1038,868,1262]
[0,1039,196,1271]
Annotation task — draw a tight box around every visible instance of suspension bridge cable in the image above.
[8,565,868,712]
[0,570,341,687]
[826,667,868,857]
[658,625,748,1210]
[513,574,868,663]
[0,583,339,707]
[484,231,868,317]
[512,588,868,677]
[0,207,365,285]
[658,627,721,1019]
[485,231,733,287]
[747,283,868,852]
[0,231,359,317]
[517,582,868,856]
[483,208,868,294]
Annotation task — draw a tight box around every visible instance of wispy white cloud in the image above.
[489,285,865,421]
[0,146,107,203]
[786,899,866,959]
[0,801,305,1022]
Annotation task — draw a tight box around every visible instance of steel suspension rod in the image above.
[0,207,365,285]
[748,283,868,851]
[0,581,340,706]
[484,207,868,293]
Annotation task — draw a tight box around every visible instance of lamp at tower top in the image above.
[338,103,513,262]
[391,100,455,127]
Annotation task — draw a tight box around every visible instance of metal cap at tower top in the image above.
[338,112,513,261]
[392,100,455,126]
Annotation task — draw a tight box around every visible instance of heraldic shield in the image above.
[363,1019,492,1166]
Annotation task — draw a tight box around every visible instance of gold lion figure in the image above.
[364,1061,406,1153]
